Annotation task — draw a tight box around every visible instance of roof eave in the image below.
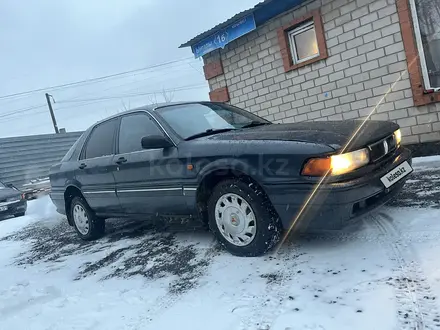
[180,0,308,51]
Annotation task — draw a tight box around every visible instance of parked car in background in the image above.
[21,177,51,200]
[49,102,412,256]
[0,180,27,218]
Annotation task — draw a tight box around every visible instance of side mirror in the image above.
[141,135,173,150]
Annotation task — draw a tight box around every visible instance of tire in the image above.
[70,196,105,240]
[207,178,282,257]
[14,212,25,217]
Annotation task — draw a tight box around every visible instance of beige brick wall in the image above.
[203,0,440,144]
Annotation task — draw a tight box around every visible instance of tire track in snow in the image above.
[131,240,219,326]
[236,245,303,330]
[371,212,440,330]
[0,285,61,319]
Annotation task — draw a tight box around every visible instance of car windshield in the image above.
[156,103,270,139]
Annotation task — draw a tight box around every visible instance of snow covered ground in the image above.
[1,156,440,330]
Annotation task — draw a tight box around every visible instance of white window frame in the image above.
[288,20,319,65]
[408,0,440,92]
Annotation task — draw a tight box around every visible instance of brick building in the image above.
[180,0,440,144]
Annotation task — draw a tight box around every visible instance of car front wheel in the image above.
[70,196,105,240]
[207,178,282,257]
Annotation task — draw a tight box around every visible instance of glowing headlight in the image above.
[330,148,370,175]
[394,129,402,145]
[302,148,370,176]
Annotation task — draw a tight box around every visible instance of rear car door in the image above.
[75,118,121,215]
[113,112,188,215]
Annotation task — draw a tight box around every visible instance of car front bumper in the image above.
[265,147,412,231]
[0,199,28,217]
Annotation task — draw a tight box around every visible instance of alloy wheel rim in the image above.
[73,204,90,235]
[215,193,257,247]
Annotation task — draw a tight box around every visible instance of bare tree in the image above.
[147,93,159,106]
[148,88,175,106]
[115,100,131,114]
[162,88,175,103]
[121,100,128,111]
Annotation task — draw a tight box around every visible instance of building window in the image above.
[397,0,440,106]
[409,0,440,91]
[278,10,327,72]
[288,21,319,65]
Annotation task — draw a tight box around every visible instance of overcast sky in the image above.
[0,0,259,138]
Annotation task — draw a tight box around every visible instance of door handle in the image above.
[115,157,127,164]
[79,163,87,169]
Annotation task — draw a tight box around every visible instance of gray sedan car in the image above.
[0,180,27,218]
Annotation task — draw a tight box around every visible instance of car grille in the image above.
[368,133,397,163]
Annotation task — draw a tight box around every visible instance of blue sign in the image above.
[192,14,256,58]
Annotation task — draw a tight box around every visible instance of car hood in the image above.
[0,188,21,200]
[207,120,399,151]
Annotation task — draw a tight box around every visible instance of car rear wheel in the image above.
[207,178,282,257]
[70,196,105,240]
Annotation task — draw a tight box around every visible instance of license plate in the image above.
[0,206,7,212]
[380,161,413,188]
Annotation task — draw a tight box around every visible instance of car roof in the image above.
[92,101,217,127]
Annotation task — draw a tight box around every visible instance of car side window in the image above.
[82,118,118,159]
[118,113,164,154]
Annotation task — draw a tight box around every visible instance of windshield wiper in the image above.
[241,121,271,129]
[185,128,236,141]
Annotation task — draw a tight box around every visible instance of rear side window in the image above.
[61,133,84,162]
[83,118,118,159]
[118,113,163,154]
[61,131,89,162]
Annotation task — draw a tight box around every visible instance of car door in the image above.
[75,118,121,215]
[113,112,188,215]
